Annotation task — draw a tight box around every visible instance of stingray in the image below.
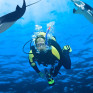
[71,0,93,24]
[0,0,42,33]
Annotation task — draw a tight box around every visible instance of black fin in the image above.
[16,5,21,10]
[73,8,76,13]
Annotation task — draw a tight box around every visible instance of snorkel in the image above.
[45,21,55,46]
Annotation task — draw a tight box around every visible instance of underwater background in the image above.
[0,0,93,93]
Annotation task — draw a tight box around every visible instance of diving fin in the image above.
[73,8,83,14]
[44,68,55,86]
[73,8,76,13]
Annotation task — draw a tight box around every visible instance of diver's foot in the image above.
[62,45,72,53]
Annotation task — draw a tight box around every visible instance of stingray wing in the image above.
[0,0,26,33]
[0,21,15,33]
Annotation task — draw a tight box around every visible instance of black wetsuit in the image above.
[29,39,71,77]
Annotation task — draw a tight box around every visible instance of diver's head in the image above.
[35,35,46,52]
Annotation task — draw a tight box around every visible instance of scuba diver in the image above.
[28,27,72,86]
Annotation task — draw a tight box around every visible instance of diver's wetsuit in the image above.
[29,39,71,77]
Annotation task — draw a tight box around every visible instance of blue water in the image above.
[0,0,93,93]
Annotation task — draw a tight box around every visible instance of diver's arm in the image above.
[29,61,45,78]
[29,50,40,73]
[29,54,45,78]
[29,61,40,73]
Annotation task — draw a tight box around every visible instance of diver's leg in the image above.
[50,66,54,75]
[50,45,72,77]
[62,50,71,69]
[50,52,71,77]
[61,45,72,69]
[50,64,62,77]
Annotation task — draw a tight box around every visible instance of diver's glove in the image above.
[38,72,45,78]
[62,45,72,53]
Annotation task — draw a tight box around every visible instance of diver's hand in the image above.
[38,72,45,78]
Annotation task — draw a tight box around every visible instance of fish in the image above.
[71,0,93,24]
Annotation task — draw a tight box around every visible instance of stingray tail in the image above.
[26,0,42,7]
